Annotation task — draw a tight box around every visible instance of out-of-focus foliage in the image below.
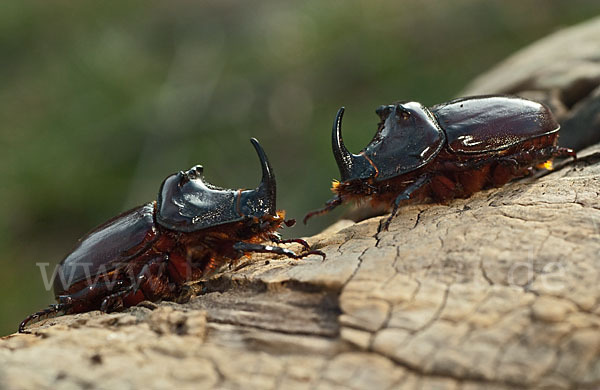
[2,0,599,335]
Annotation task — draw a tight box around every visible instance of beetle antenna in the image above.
[250,138,276,213]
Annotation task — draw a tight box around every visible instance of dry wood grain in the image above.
[1,145,599,390]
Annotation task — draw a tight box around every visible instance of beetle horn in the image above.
[250,138,276,213]
[332,107,374,181]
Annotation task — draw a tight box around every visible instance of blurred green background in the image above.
[2,1,600,336]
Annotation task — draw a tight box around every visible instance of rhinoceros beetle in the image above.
[304,95,576,230]
[20,138,324,333]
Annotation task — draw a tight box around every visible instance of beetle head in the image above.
[361,102,445,181]
[156,138,277,232]
[332,107,377,182]
[375,103,411,122]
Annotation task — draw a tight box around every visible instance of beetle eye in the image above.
[187,165,204,179]
[375,105,394,121]
[376,105,393,120]
[395,104,411,120]
[178,171,190,187]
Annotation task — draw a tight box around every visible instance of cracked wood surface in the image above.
[1,144,599,390]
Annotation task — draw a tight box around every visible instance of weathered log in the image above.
[1,144,599,389]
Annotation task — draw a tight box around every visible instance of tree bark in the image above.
[1,145,599,389]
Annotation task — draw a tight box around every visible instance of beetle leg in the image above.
[269,232,282,241]
[19,303,70,334]
[268,233,312,251]
[101,256,173,312]
[498,157,520,171]
[132,256,170,291]
[303,196,343,224]
[381,175,430,231]
[100,281,135,313]
[492,157,523,186]
[133,255,185,300]
[233,242,325,260]
[554,147,577,160]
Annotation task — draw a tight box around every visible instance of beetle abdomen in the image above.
[432,96,560,154]
[53,203,158,295]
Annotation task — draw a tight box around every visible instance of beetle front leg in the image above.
[268,233,311,251]
[381,175,430,231]
[303,196,343,224]
[100,281,135,313]
[19,303,70,334]
[554,146,577,160]
[233,242,325,260]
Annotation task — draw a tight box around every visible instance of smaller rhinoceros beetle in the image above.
[304,95,576,230]
[20,138,324,333]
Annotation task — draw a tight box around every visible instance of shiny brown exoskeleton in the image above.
[20,138,324,333]
[304,96,576,230]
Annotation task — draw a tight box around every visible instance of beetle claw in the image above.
[270,235,312,251]
[18,303,68,334]
[379,216,393,232]
[232,241,326,261]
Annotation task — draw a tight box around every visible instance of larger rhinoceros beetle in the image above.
[20,138,324,333]
[304,95,576,230]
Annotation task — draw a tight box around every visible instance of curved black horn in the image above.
[250,138,276,212]
[332,107,353,181]
[331,107,374,181]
